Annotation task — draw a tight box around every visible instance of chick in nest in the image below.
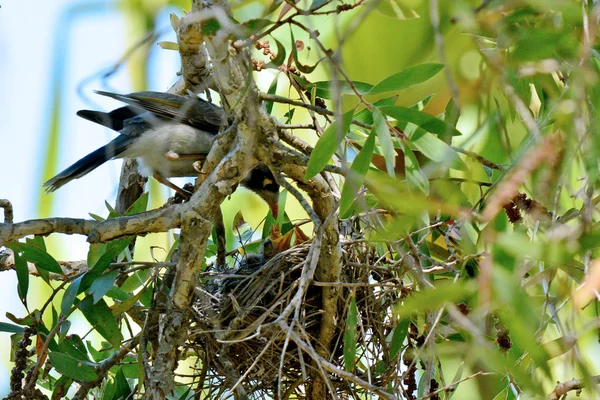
[220,238,275,295]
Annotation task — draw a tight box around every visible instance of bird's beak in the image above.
[262,191,279,219]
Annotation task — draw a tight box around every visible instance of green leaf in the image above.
[399,140,429,194]
[389,319,409,359]
[79,296,123,348]
[369,63,444,94]
[51,376,73,400]
[294,76,374,99]
[449,362,464,398]
[310,0,329,10]
[89,270,120,304]
[395,281,475,318]
[344,293,358,371]
[111,285,147,316]
[61,276,82,316]
[241,19,274,36]
[353,96,398,125]
[291,29,317,73]
[114,368,132,399]
[58,336,90,362]
[14,252,29,303]
[49,352,98,382]
[373,108,396,177]
[305,108,355,180]
[7,243,63,275]
[379,106,462,137]
[124,192,149,216]
[0,322,25,333]
[340,130,376,217]
[407,128,463,167]
[266,38,286,68]
[157,41,179,51]
[26,235,46,251]
[81,238,132,293]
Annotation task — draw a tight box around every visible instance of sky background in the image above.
[0,1,182,394]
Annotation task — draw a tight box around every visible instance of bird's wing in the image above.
[95,91,226,134]
[43,134,137,192]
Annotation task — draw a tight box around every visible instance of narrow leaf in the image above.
[344,292,358,371]
[305,108,355,180]
[14,252,29,303]
[124,192,149,215]
[373,108,396,177]
[7,243,63,274]
[0,322,25,333]
[379,106,462,137]
[389,319,409,359]
[294,76,374,99]
[340,129,376,217]
[157,41,179,51]
[291,29,317,73]
[353,96,398,125]
[400,140,429,194]
[61,276,82,316]
[266,38,286,68]
[369,63,444,94]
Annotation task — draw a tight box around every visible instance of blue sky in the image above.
[0,1,180,394]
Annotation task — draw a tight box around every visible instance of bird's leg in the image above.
[153,173,193,197]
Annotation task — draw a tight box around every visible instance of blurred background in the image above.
[0,0,497,396]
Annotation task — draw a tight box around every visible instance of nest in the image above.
[186,228,410,399]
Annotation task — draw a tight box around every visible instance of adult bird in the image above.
[44,91,279,217]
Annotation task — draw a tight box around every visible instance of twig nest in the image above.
[188,229,407,397]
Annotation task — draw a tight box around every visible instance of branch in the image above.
[0,199,13,223]
[277,320,398,400]
[546,375,600,400]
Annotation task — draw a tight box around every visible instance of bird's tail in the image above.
[77,106,140,132]
[44,135,134,192]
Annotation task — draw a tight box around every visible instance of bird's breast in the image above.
[120,123,214,177]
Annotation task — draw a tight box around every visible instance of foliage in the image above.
[3,0,600,399]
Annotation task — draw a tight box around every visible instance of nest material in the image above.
[188,236,408,399]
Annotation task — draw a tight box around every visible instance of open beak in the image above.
[262,191,279,219]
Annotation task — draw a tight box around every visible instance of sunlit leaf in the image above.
[305,107,355,180]
[369,63,444,94]
[340,129,376,217]
[395,281,475,318]
[373,108,396,177]
[378,106,462,137]
[157,41,179,51]
[398,140,429,194]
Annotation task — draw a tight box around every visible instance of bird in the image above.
[44,91,279,217]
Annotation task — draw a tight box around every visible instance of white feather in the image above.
[120,123,214,177]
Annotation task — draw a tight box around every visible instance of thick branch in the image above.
[546,375,600,400]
